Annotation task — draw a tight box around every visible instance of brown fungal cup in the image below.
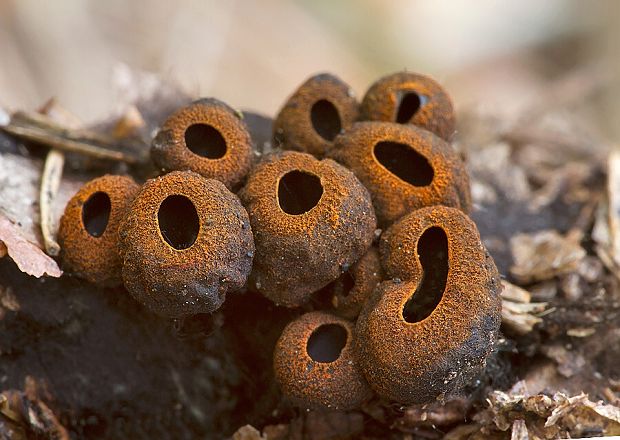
[355,206,502,404]
[318,246,383,320]
[238,151,376,307]
[273,73,358,157]
[274,311,372,410]
[328,121,471,226]
[58,175,139,285]
[359,71,456,141]
[151,98,253,189]
[118,171,254,318]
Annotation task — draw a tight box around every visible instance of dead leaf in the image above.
[501,282,547,335]
[232,425,265,440]
[511,419,529,440]
[510,230,586,283]
[0,214,61,278]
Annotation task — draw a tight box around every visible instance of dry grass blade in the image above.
[39,150,65,256]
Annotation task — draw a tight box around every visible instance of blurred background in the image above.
[0,0,618,139]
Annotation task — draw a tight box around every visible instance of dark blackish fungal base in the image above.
[306,323,348,363]
[277,170,324,215]
[373,140,434,187]
[329,272,356,298]
[395,91,424,123]
[310,99,342,141]
[157,195,200,250]
[184,123,227,159]
[402,226,448,323]
[82,191,111,238]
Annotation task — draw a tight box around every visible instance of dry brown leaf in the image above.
[475,385,620,438]
[501,281,547,335]
[510,230,586,283]
[0,214,61,278]
[232,425,265,440]
[511,419,529,440]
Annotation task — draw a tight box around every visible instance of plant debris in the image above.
[0,214,61,278]
[0,60,619,439]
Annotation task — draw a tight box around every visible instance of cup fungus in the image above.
[359,71,456,141]
[355,206,502,404]
[274,311,372,410]
[273,73,358,157]
[328,121,471,226]
[118,171,254,318]
[318,247,383,320]
[151,98,253,190]
[58,175,139,285]
[238,151,376,307]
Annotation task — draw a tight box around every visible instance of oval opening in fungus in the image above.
[306,323,348,363]
[82,191,111,238]
[396,92,424,123]
[184,123,227,159]
[310,99,342,141]
[373,141,434,187]
[403,226,449,323]
[278,170,324,215]
[157,195,200,250]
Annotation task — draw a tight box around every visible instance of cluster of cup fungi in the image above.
[58,71,502,411]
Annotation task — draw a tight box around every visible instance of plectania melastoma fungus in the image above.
[118,171,254,318]
[151,98,253,190]
[58,175,139,286]
[359,71,456,141]
[355,206,502,404]
[239,151,376,307]
[329,121,471,226]
[273,73,358,157]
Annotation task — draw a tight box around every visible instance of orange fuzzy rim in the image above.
[329,121,471,226]
[58,175,139,286]
[151,98,253,190]
[273,73,358,157]
[274,311,372,410]
[359,71,455,141]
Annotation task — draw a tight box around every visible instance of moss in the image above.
[58,175,139,285]
[151,98,253,190]
[118,171,254,318]
[274,311,371,410]
[359,71,456,141]
[273,73,358,157]
[355,206,502,404]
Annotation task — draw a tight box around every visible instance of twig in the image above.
[2,111,143,164]
[39,149,64,256]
